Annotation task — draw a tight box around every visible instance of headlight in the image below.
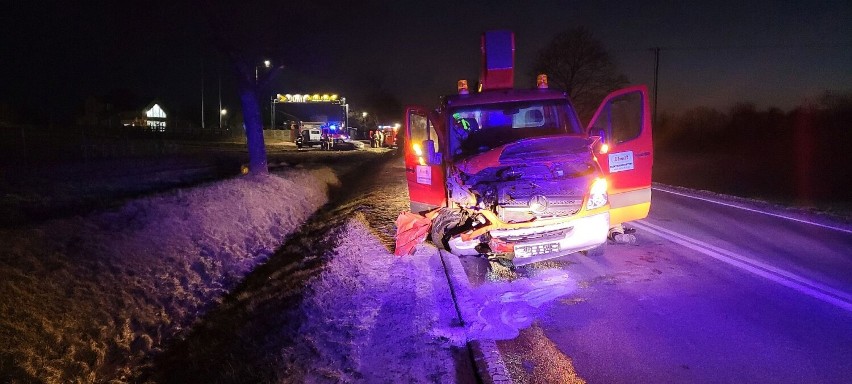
[586,178,608,210]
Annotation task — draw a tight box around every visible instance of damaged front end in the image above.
[436,135,610,265]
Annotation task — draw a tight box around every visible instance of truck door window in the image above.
[409,112,438,152]
[590,91,642,144]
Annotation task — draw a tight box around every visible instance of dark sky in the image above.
[2,0,849,124]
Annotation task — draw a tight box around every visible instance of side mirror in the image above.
[423,139,442,165]
[591,129,607,143]
[588,135,609,155]
[590,129,610,154]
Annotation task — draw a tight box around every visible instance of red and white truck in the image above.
[398,30,653,267]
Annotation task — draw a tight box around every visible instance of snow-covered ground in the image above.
[0,149,600,383]
[1,151,489,383]
[0,168,338,382]
[288,216,463,382]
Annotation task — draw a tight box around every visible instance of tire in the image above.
[430,208,462,250]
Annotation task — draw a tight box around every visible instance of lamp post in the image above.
[342,98,349,137]
[255,60,271,128]
[271,97,276,130]
[255,59,271,84]
[220,108,227,129]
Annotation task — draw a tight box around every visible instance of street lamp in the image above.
[255,60,271,84]
[342,98,349,137]
[220,108,227,129]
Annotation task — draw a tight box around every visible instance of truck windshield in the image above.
[448,100,583,159]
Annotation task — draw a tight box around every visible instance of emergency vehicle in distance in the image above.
[399,30,653,267]
[379,125,400,148]
[296,122,350,150]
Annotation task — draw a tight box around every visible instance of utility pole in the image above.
[201,58,205,129]
[652,47,661,126]
[218,63,222,129]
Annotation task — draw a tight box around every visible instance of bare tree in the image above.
[532,27,628,123]
[223,50,281,175]
[203,4,283,176]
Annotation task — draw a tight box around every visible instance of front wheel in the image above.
[429,208,463,250]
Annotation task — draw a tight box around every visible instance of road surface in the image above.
[456,185,852,383]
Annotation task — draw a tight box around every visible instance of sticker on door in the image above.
[608,151,634,173]
[416,165,432,185]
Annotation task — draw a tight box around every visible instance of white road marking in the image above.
[633,220,852,312]
[652,186,852,234]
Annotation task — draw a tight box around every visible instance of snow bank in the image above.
[0,167,338,383]
[284,213,461,383]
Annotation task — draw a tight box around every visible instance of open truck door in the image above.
[587,85,653,226]
[403,106,447,214]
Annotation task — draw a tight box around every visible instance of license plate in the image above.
[514,242,560,258]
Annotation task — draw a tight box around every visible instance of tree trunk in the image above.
[238,83,268,175]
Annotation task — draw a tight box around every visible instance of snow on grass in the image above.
[286,213,461,383]
[0,167,338,383]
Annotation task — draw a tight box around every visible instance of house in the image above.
[119,101,168,132]
[143,101,167,132]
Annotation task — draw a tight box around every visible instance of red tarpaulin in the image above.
[394,211,433,256]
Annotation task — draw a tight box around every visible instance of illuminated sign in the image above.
[276,93,340,103]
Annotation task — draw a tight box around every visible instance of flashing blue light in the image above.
[330,124,337,130]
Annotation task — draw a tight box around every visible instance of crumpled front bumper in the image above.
[448,212,610,265]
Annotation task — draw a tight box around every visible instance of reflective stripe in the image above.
[610,202,650,226]
[609,187,651,209]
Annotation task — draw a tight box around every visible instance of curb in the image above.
[438,250,513,384]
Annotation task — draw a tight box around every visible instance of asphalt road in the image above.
[459,185,852,383]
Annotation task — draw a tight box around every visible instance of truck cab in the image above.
[296,122,350,150]
[401,31,652,266]
[296,123,324,148]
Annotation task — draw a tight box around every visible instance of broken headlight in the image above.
[586,178,608,210]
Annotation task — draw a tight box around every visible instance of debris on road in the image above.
[394,210,435,256]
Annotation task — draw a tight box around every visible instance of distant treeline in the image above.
[653,91,852,206]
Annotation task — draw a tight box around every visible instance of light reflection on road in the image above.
[466,269,577,340]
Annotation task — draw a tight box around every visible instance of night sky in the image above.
[2,0,849,124]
